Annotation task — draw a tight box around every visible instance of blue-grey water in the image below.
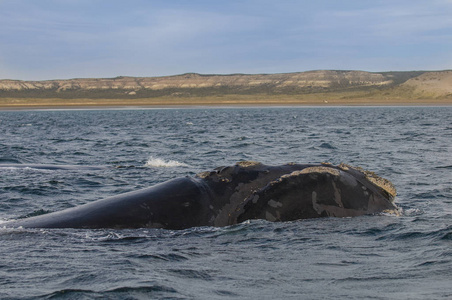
[0,107,451,299]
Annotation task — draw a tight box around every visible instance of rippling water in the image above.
[0,107,451,299]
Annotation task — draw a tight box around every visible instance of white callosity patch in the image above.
[265,211,277,222]
[311,191,323,215]
[331,181,344,208]
[266,199,284,222]
[267,199,283,208]
[251,195,259,204]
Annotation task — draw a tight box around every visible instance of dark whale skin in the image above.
[2,162,398,229]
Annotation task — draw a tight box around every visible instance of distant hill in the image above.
[0,70,451,106]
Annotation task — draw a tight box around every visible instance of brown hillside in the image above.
[400,71,452,98]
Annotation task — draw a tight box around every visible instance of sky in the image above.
[1,0,451,80]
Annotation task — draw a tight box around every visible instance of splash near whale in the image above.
[3,162,398,229]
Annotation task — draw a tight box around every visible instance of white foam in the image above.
[144,157,189,168]
[0,166,52,173]
[0,167,20,170]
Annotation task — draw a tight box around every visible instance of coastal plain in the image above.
[1,70,451,108]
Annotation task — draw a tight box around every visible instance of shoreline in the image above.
[0,96,450,111]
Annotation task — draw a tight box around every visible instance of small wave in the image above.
[144,157,189,168]
[441,231,452,240]
[0,158,22,164]
[435,165,452,169]
[167,268,214,281]
[319,142,337,149]
[42,285,178,299]
[134,253,189,262]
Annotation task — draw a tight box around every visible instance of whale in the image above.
[2,162,398,229]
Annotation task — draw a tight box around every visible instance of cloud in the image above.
[315,2,452,44]
[0,0,451,80]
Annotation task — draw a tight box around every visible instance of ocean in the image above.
[0,106,451,299]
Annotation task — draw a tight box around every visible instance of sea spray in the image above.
[144,157,189,168]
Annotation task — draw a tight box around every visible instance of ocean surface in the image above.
[0,106,451,299]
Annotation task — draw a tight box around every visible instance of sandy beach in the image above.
[0,95,450,110]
